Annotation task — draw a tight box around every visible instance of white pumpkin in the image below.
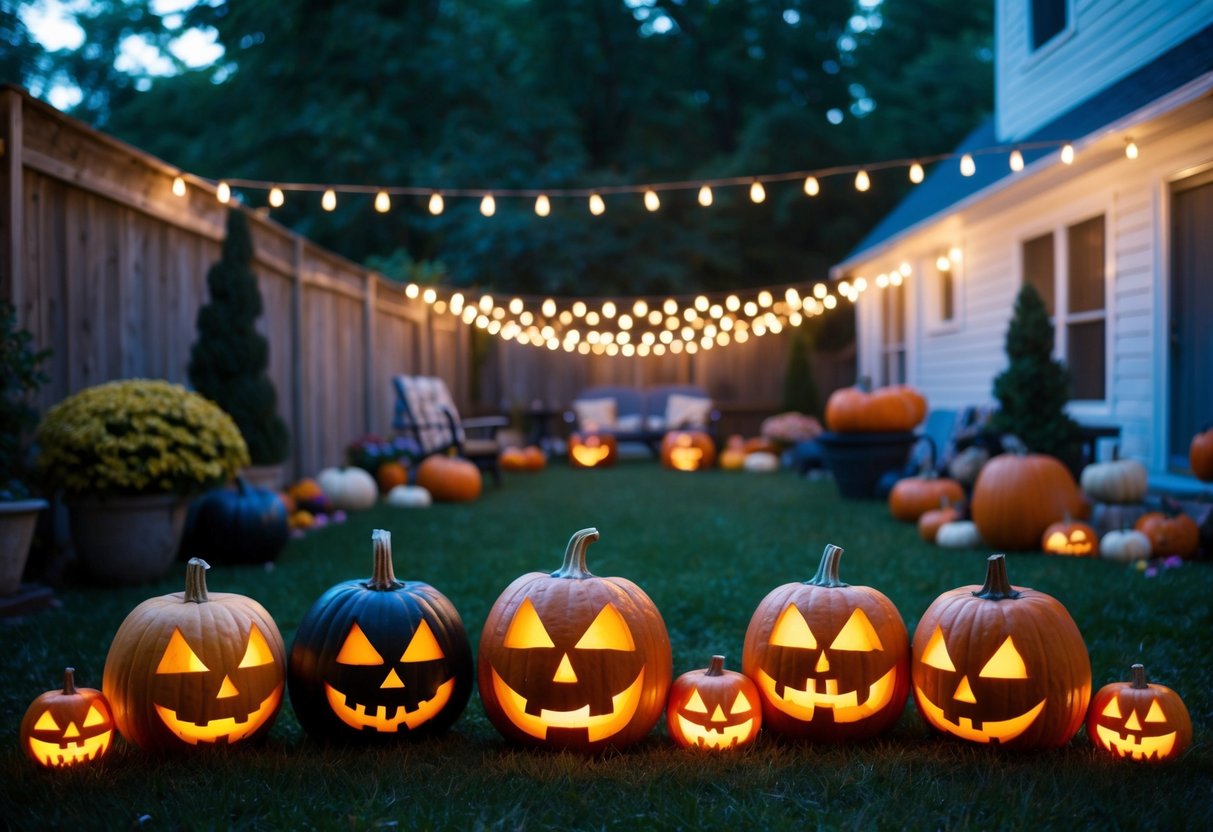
[935,520,983,549]
[1099,528,1152,563]
[743,451,780,472]
[316,466,379,511]
[386,484,432,508]
[1080,454,1148,504]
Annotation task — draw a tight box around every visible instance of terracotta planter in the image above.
[67,494,188,585]
[0,499,47,595]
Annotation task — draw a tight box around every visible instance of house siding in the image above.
[996,0,1213,140]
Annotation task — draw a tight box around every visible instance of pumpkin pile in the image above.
[970,444,1086,551]
[825,384,926,434]
[1082,447,1150,541]
[500,445,546,472]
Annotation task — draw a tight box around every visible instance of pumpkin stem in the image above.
[706,655,726,677]
[807,544,849,588]
[972,554,1020,601]
[1130,663,1149,690]
[366,529,403,590]
[552,528,599,578]
[62,667,77,695]
[183,558,210,603]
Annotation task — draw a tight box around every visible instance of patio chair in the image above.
[391,375,509,485]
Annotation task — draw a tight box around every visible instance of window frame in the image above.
[1025,0,1076,62]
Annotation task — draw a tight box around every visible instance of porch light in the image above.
[750,180,766,203]
[804,176,820,196]
[534,194,551,216]
[854,170,870,192]
[589,193,606,215]
[375,191,391,213]
[172,176,186,197]
[216,181,231,203]
[643,189,660,211]
[322,189,337,211]
[268,187,284,208]
[1125,139,1138,160]
[428,192,444,215]
[480,194,496,216]
[909,162,924,184]
[1009,150,1024,171]
[698,185,713,206]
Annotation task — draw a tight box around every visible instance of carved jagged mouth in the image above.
[674,715,755,749]
[154,686,282,745]
[324,678,455,732]
[756,666,897,723]
[490,667,645,742]
[1095,725,1177,761]
[914,686,1045,744]
[26,734,112,767]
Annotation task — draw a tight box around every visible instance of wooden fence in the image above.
[0,86,853,480]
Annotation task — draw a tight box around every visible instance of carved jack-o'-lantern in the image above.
[742,544,910,742]
[1041,517,1098,557]
[911,554,1091,749]
[478,528,672,752]
[288,530,473,742]
[660,431,716,472]
[1087,664,1192,762]
[103,558,286,751]
[666,655,761,750]
[286,531,470,742]
[568,433,618,469]
[20,668,114,769]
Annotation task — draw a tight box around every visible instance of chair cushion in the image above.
[665,393,713,429]
[572,397,617,432]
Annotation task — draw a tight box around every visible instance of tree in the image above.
[989,284,1082,462]
[188,208,289,466]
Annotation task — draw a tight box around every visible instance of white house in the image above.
[832,0,1213,491]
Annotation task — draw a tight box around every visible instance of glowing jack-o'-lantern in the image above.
[478,528,672,752]
[666,655,761,750]
[288,529,472,742]
[911,554,1091,749]
[1041,516,1098,557]
[1087,664,1191,762]
[742,544,910,742]
[20,668,114,769]
[103,558,286,751]
[661,431,716,472]
[568,433,618,469]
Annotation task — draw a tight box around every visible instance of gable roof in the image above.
[837,21,1213,267]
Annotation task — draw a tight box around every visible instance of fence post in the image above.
[363,272,377,435]
[290,237,305,481]
[1,88,22,308]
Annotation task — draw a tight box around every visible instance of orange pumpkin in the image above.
[415,455,482,502]
[1087,664,1191,763]
[1134,502,1200,559]
[825,384,926,433]
[918,498,963,543]
[568,433,618,469]
[1189,427,1213,482]
[970,450,1086,551]
[499,446,531,472]
[660,431,717,472]
[719,435,748,471]
[1041,516,1098,557]
[522,445,547,470]
[20,668,115,769]
[375,460,409,494]
[666,655,761,750]
[889,470,965,523]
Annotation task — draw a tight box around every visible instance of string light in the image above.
[1060,143,1075,165]
[1009,149,1024,172]
[589,193,606,215]
[172,176,187,197]
[959,154,976,177]
[643,189,660,211]
[803,175,820,196]
[216,181,231,204]
[534,194,551,216]
[429,192,445,215]
[749,180,766,203]
[269,187,284,208]
[1125,139,1138,160]
[698,185,713,206]
[322,189,337,211]
[480,194,496,216]
[375,191,391,213]
[854,170,870,192]
[909,163,924,184]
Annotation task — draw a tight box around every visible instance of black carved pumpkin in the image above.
[288,529,473,742]
[184,477,289,564]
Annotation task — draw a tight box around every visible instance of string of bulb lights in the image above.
[162,135,1142,356]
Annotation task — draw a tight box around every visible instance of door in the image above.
[1169,170,1213,472]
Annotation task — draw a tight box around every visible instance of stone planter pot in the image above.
[816,431,918,500]
[0,498,48,595]
[68,494,188,585]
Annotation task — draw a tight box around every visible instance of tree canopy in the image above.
[10,0,994,297]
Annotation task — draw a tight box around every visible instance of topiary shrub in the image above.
[188,209,289,466]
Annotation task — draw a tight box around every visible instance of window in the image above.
[933,252,957,325]
[1019,215,1106,401]
[880,279,906,384]
[1030,0,1068,51]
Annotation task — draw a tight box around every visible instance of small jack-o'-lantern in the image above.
[1134,501,1200,559]
[288,529,472,742]
[20,668,114,769]
[661,431,716,472]
[103,558,286,751]
[478,528,672,752]
[742,544,910,742]
[1041,516,1098,557]
[568,433,618,469]
[1087,664,1191,762]
[666,655,761,750]
[911,554,1091,749]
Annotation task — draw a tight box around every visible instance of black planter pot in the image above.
[816,431,918,500]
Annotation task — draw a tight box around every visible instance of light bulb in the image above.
[1009,149,1024,172]
[589,193,605,215]
[602,301,616,319]
[960,154,976,177]
[909,163,924,184]
[632,299,648,317]
[216,181,231,204]
[936,255,951,271]
[854,170,870,192]
[804,176,820,196]
[429,192,444,215]
[542,298,556,317]
[322,189,337,211]
[643,189,660,211]
[269,187,284,208]
[375,191,391,213]
[1125,140,1138,160]
[509,297,524,315]
[480,194,496,216]
[698,185,713,206]
[534,194,551,216]
[750,180,766,203]
[172,176,186,197]
[1061,143,1075,165]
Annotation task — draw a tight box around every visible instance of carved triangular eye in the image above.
[401,619,445,662]
[504,598,555,649]
[336,621,384,665]
[33,711,60,731]
[83,704,108,728]
[1145,700,1167,723]
[829,608,884,652]
[770,604,816,648]
[1102,697,1122,718]
[921,626,955,672]
[979,636,1028,679]
[157,628,209,673]
[683,689,709,714]
[730,690,754,714]
[239,624,275,668]
[575,603,635,651]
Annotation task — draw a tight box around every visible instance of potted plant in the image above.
[0,301,51,595]
[188,208,290,490]
[35,379,249,584]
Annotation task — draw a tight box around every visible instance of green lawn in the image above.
[2,464,1211,831]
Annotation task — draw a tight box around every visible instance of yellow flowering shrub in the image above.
[35,379,250,497]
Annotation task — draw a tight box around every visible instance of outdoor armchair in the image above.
[391,375,508,485]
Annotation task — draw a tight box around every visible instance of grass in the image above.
[2,463,1211,831]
